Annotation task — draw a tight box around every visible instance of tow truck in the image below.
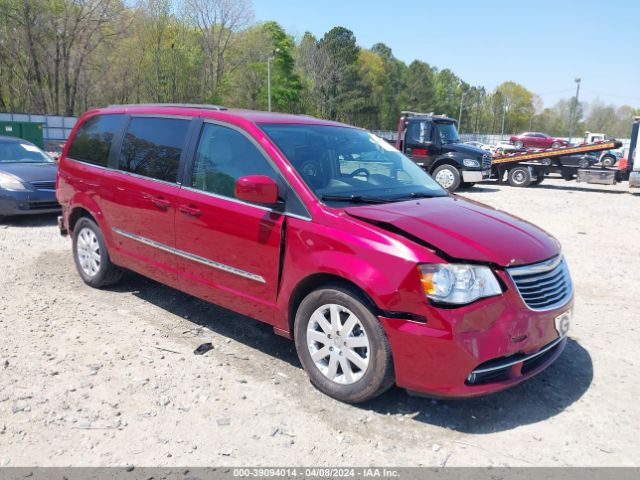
[383,111,492,191]
[491,138,625,187]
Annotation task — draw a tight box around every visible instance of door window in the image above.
[190,123,279,199]
[118,117,190,183]
[67,114,126,167]
[407,121,431,144]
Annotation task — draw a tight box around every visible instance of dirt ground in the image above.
[1,178,639,467]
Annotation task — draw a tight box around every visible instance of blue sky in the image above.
[252,0,640,110]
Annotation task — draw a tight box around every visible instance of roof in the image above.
[92,104,352,127]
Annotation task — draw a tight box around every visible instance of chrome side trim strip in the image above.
[471,335,566,375]
[112,227,266,283]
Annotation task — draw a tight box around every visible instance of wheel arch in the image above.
[68,206,97,233]
[428,156,462,174]
[287,273,380,337]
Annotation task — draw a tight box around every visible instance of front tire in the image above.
[532,175,545,185]
[551,141,561,148]
[514,140,524,149]
[72,217,123,288]
[508,166,532,187]
[294,286,394,403]
[432,164,461,191]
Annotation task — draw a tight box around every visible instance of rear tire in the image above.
[294,285,394,403]
[432,164,461,191]
[508,166,532,187]
[551,141,561,148]
[514,140,524,149]
[72,217,123,288]
[601,155,616,167]
[577,157,591,169]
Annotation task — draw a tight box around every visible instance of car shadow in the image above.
[108,273,301,367]
[0,213,59,227]
[458,185,500,193]
[109,273,592,434]
[357,337,592,433]
[531,183,628,194]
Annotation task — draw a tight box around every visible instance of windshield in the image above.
[0,141,53,163]
[259,124,447,205]
[435,122,460,144]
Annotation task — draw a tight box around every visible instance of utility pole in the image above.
[458,90,466,133]
[568,77,581,143]
[267,48,280,112]
[501,98,508,140]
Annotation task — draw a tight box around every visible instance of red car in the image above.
[510,132,569,149]
[56,104,573,403]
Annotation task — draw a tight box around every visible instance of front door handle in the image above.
[152,197,172,210]
[179,204,202,217]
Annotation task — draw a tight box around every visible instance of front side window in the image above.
[190,123,279,199]
[259,124,447,205]
[67,114,125,167]
[434,122,460,144]
[118,117,189,183]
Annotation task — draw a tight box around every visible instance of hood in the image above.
[0,162,58,184]
[344,196,559,267]
[444,142,487,157]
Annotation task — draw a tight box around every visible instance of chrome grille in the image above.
[31,180,56,190]
[482,153,492,169]
[507,256,572,311]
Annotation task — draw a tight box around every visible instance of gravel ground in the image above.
[0,178,639,467]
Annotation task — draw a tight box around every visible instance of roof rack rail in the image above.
[401,110,434,117]
[107,103,228,111]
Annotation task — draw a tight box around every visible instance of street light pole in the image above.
[267,48,280,112]
[501,98,508,141]
[458,90,466,133]
[568,77,581,143]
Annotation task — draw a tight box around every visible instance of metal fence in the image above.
[0,112,77,142]
[374,130,631,152]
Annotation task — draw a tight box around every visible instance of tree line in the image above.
[1,0,638,138]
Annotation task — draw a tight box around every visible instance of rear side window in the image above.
[118,117,190,183]
[67,114,125,167]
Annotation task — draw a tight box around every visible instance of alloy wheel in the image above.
[76,227,101,277]
[306,304,370,385]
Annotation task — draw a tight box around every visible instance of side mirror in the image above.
[235,175,279,205]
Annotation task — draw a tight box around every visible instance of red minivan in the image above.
[56,104,573,403]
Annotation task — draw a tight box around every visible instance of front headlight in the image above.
[418,264,502,305]
[462,158,480,168]
[0,172,28,191]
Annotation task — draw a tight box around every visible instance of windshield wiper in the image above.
[321,194,391,204]
[394,191,441,200]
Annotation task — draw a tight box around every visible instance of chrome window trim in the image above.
[111,168,182,188]
[112,227,266,283]
[181,185,272,213]
[66,157,112,171]
[470,335,566,375]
